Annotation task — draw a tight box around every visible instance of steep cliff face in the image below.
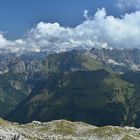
[0,52,44,118]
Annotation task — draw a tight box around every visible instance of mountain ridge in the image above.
[1,47,140,128]
[0,118,140,140]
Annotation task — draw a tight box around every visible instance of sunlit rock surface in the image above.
[0,118,140,140]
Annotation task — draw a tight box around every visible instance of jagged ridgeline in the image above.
[41,50,111,73]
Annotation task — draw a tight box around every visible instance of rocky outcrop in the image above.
[12,62,26,74]
[0,118,140,140]
[90,48,140,72]
[10,80,22,90]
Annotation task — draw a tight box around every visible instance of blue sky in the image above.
[0,0,124,39]
[1,0,140,52]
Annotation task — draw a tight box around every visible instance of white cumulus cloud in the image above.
[117,0,140,10]
[1,8,140,53]
[83,10,89,20]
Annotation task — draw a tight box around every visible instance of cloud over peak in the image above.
[1,8,140,53]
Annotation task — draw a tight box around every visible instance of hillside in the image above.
[7,69,136,127]
[0,50,108,118]
[41,50,111,73]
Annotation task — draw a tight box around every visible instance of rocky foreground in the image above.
[0,119,140,140]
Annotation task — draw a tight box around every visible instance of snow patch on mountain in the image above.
[108,59,124,66]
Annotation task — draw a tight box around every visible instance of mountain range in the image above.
[1,47,140,128]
